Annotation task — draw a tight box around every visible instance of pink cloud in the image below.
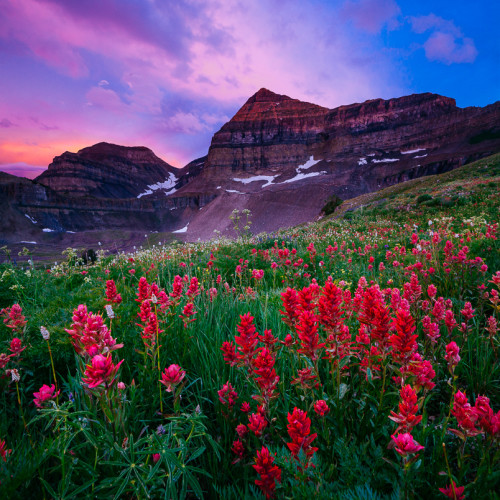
[409,14,478,64]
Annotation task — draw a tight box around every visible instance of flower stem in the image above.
[46,339,59,405]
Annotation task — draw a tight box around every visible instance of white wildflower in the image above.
[40,326,50,340]
[105,305,115,319]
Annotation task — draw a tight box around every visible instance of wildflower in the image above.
[11,369,20,382]
[179,302,196,327]
[390,308,418,364]
[9,338,26,355]
[389,385,422,433]
[253,447,282,499]
[105,304,115,319]
[248,412,267,437]
[252,348,279,400]
[318,281,344,333]
[105,280,122,304]
[83,354,123,389]
[460,302,475,321]
[291,368,319,391]
[160,364,186,393]
[136,277,150,302]
[232,439,245,462]
[218,381,238,409]
[117,381,126,391]
[236,424,248,438]
[235,313,259,367]
[0,353,12,369]
[259,329,278,349]
[1,304,27,334]
[314,400,330,417]
[40,326,50,340]
[287,407,318,462]
[0,439,11,462]
[451,391,481,438]
[220,341,238,366]
[444,310,457,335]
[445,341,460,374]
[296,310,324,361]
[392,432,424,457]
[152,453,161,464]
[33,384,60,408]
[439,481,465,499]
[186,276,200,300]
[240,401,251,413]
[408,357,436,391]
[280,288,300,326]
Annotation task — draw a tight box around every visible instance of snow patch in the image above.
[42,228,55,232]
[137,172,178,198]
[414,154,428,158]
[401,148,426,154]
[278,171,327,184]
[173,223,189,234]
[372,158,399,163]
[232,175,277,188]
[358,158,367,165]
[20,241,37,244]
[297,156,320,171]
[226,189,244,194]
[24,214,37,224]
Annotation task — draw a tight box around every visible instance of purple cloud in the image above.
[341,0,401,33]
[410,14,478,64]
[0,118,16,128]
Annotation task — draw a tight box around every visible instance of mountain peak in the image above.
[247,88,293,104]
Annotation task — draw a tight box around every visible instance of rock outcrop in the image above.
[36,142,181,199]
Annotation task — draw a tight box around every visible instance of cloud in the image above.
[409,14,478,64]
[0,119,16,128]
[0,162,47,179]
[341,0,401,33]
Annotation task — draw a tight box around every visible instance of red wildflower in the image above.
[439,481,465,500]
[259,329,278,349]
[235,313,259,367]
[389,385,422,433]
[390,308,418,364]
[220,341,238,366]
[9,337,26,356]
[314,400,330,417]
[1,304,27,334]
[252,348,279,400]
[218,381,238,409]
[318,281,344,334]
[451,391,481,438]
[287,407,318,462]
[160,364,186,393]
[280,288,300,326]
[152,453,160,464]
[82,354,124,389]
[0,439,11,462]
[291,368,319,390]
[392,432,424,457]
[170,275,184,299]
[0,353,12,369]
[186,276,200,300]
[296,310,325,361]
[33,384,61,408]
[179,302,196,327]
[253,447,282,499]
[105,280,122,304]
[236,424,248,438]
[248,412,267,437]
[232,439,245,463]
[136,277,150,302]
[445,341,460,374]
[444,310,457,335]
[240,401,251,413]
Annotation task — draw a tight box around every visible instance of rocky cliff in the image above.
[35,142,182,199]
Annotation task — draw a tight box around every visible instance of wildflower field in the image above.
[0,155,499,499]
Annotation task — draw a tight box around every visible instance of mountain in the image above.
[35,142,181,198]
[168,89,500,239]
[1,89,500,244]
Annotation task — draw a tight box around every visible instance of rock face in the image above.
[36,142,181,198]
[169,89,500,239]
[2,89,500,242]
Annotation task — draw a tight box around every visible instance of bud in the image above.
[105,304,115,319]
[40,326,50,340]
[11,369,20,382]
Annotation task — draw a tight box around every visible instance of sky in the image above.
[0,0,498,178]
